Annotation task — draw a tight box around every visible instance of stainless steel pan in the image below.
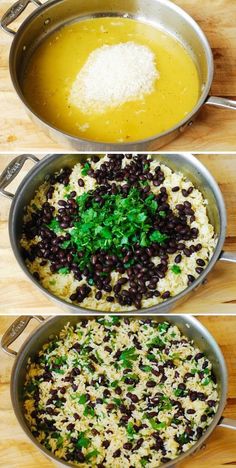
[0,153,236,314]
[1,314,236,467]
[1,0,236,151]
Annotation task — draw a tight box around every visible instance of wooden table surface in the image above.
[0,315,235,468]
[0,153,236,315]
[0,0,236,152]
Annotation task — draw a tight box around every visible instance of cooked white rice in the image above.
[20,155,217,312]
[24,317,219,467]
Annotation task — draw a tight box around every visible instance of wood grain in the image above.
[0,0,236,151]
[0,153,236,315]
[0,315,235,468]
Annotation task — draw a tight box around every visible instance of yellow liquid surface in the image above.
[23,17,200,143]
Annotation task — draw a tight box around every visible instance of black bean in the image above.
[196,258,205,266]
[146,380,156,388]
[113,449,121,458]
[162,291,170,299]
[127,393,139,403]
[102,440,110,448]
[133,438,144,450]
[183,248,191,257]
[196,267,204,274]
[178,383,186,390]
[207,400,217,407]
[78,178,84,187]
[195,352,204,361]
[95,291,102,300]
[172,186,180,192]
[123,442,132,450]
[175,254,182,264]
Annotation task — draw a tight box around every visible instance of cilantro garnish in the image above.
[78,394,87,404]
[119,347,138,368]
[147,336,165,349]
[177,433,190,445]
[149,419,166,430]
[141,458,149,466]
[76,432,91,448]
[85,449,99,461]
[140,365,152,372]
[113,398,122,406]
[46,187,169,272]
[171,264,181,274]
[126,422,136,438]
[58,267,70,275]
[158,322,169,333]
[110,380,119,388]
[202,377,211,386]
[149,230,169,244]
[83,406,95,417]
[47,219,61,233]
[81,162,91,176]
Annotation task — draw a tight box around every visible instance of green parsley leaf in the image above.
[76,432,91,448]
[85,449,99,461]
[47,219,61,233]
[141,457,149,466]
[78,394,88,404]
[150,230,169,244]
[110,380,119,388]
[83,406,95,417]
[58,267,70,275]
[171,264,181,274]
[126,422,136,438]
[149,419,166,430]
[140,365,152,372]
[119,347,138,369]
[81,162,91,176]
[158,322,169,333]
[113,398,121,406]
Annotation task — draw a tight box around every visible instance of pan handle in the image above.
[218,417,236,430]
[0,0,42,36]
[219,251,236,264]
[0,154,39,200]
[205,96,236,111]
[1,316,44,357]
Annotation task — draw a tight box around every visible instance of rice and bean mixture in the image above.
[24,317,219,467]
[21,154,216,311]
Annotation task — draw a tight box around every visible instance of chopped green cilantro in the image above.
[171,264,181,274]
[85,449,99,461]
[76,432,91,448]
[58,267,69,275]
[126,422,136,438]
[119,347,138,368]
[149,419,166,430]
[47,219,61,233]
[81,162,91,176]
[83,406,95,417]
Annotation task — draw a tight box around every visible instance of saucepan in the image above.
[0,152,236,314]
[1,314,236,467]
[1,0,236,151]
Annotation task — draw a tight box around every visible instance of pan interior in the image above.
[11,315,227,468]
[10,153,224,314]
[10,0,212,143]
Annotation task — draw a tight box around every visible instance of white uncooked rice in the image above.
[69,42,159,114]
